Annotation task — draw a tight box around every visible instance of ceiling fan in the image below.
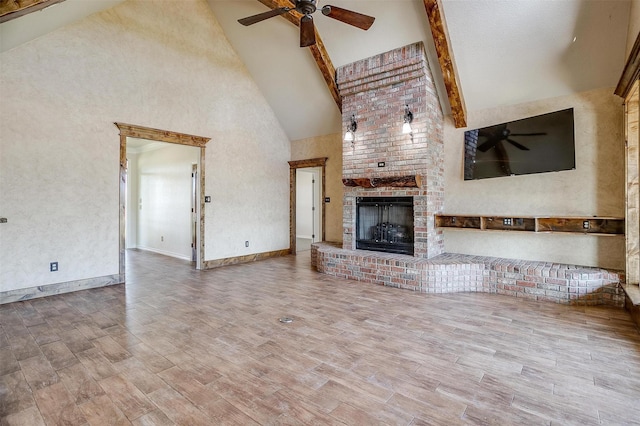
[237,0,375,48]
[477,124,546,152]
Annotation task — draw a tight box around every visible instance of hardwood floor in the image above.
[1,249,639,425]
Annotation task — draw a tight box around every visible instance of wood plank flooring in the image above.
[1,249,639,425]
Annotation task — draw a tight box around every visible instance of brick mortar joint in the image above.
[338,73,430,98]
[337,62,426,87]
[336,42,428,79]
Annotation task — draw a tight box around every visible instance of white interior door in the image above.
[296,168,322,252]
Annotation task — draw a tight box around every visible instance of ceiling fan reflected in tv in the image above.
[464,108,576,180]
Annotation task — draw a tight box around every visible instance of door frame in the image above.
[623,82,639,287]
[115,123,210,278]
[288,157,327,254]
[615,32,640,287]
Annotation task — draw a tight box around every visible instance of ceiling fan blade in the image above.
[477,137,500,152]
[321,5,375,30]
[300,15,316,47]
[478,124,505,138]
[238,7,290,26]
[506,138,530,151]
[510,132,547,136]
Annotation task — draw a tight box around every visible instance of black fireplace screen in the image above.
[356,196,414,255]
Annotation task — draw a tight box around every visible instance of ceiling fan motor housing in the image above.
[297,0,317,16]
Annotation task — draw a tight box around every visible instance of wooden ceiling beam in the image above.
[256,0,342,112]
[0,0,66,23]
[615,31,640,99]
[309,35,341,112]
[422,0,467,128]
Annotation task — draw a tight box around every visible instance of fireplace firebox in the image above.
[356,197,414,255]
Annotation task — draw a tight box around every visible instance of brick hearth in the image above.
[311,242,625,307]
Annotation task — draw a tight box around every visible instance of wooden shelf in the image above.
[436,215,624,236]
[484,216,536,232]
[536,217,624,235]
[435,216,481,229]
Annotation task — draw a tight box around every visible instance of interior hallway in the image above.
[1,250,639,425]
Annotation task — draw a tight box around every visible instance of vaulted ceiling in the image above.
[1,0,633,141]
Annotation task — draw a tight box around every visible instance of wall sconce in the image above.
[402,105,413,134]
[344,114,357,142]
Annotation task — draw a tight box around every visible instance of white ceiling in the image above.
[0,0,125,51]
[1,0,632,141]
[208,0,446,141]
[443,0,631,112]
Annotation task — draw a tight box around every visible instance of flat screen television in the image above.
[464,108,575,180]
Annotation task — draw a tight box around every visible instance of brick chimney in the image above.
[336,42,445,259]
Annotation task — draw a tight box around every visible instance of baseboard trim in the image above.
[202,249,289,270]
[0,274,123,305]
[136,246,191,261]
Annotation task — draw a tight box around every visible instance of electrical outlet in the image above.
[245,241,249,247]
[583,220,590,229]
[503,218,512,226]
[378,162,386,167]
[50,262,58,272]
[161,236,164,242]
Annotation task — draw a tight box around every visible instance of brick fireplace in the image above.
[310,42,624,307]
[338,42,444,258]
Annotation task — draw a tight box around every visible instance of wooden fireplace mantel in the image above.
[342,175,422,188]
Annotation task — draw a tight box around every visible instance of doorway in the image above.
[115,123,210,280]
[288,157,327,254]
[125,140,199,263]
[296,167,322,252]
[191,164,198,262]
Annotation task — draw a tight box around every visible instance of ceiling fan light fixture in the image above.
[403,105,413,134]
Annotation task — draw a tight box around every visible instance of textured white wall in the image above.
[0,0,290,293]
[444,87,625,269]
